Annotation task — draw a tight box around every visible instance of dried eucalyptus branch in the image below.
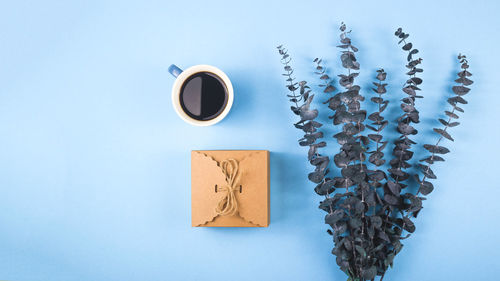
[314,23,386,281]
[276,45,332,203]
[414,54,473,203]
[386,28,423,209]
[367,69,390,182]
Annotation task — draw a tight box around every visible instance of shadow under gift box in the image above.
[191,150,270,227]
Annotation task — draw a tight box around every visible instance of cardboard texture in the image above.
[191,150,269,227]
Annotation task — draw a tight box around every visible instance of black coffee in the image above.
[179,72,228,121]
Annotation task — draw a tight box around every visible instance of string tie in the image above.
[215,159,240,216]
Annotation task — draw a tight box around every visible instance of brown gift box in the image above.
[191,150,270,227]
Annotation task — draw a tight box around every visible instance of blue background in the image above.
[1,0,499,280]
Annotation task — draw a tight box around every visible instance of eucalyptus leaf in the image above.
[423,144,450,154]
[362,266,377,280]
[368,134,383,142]
[341,53,358,70]
[397,122,417,135]
[419,164,437,179]
[371,216,383,228]
[308,170,325,183]
[355,245,366,257]
[402,42,412,51]
[369,170,386,182]
[438,118,449,127]
[300,109,319,121]
[369,152,385,166]
[448,96,468,105]
[324,85,336,93]
[419,180,434,195]
[453,105,464,113]
[409,77,422,85]
[445,110,459,119]
[452,85,470,96]
[384,194,400,205]
[326,209,345,225]
[387,181,401,195]
[420,155,445,164]
[402,217,415,233]
[455,77,474,86]
[433,128,454,141]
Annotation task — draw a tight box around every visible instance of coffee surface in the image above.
[179,72,228,121]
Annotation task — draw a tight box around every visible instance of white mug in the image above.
[168,64,234,126]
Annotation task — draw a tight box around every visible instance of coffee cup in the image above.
[168,64,234,126]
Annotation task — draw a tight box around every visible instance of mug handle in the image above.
[168,64,183,78]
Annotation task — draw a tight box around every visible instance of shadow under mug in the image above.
[168,64,234,126]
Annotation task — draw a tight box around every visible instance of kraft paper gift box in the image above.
[191,150,269,227]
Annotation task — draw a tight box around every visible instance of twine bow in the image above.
[215,159,240,216]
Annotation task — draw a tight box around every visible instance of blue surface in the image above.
[0,1,499,280]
